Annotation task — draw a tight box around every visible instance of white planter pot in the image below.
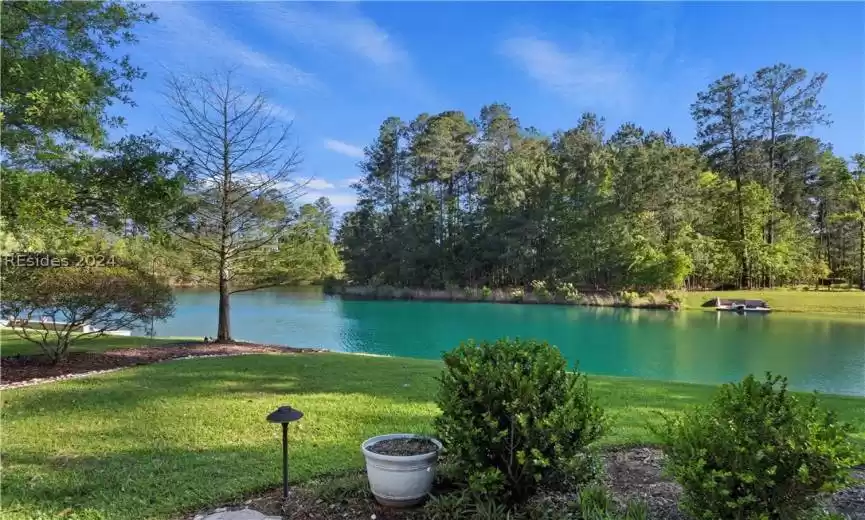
[361,433,442,507]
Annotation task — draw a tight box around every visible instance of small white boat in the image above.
[707,298,772,313]
[2,316,132,335]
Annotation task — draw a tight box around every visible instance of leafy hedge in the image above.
[658,373,858,520]
[435,338,604,503]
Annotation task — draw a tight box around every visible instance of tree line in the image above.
[337,65,865,291]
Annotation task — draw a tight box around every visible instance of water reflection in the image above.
[154,288,865,396]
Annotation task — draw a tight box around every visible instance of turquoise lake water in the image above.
[150,288,865,396]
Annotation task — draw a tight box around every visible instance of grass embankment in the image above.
[682,288,865,316]
[2,353,864,520]
[0,330,201,357]
[333,285,864,317]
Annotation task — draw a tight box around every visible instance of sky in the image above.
[113,1,865,213]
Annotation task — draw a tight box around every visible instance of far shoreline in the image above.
[322,284,865,318]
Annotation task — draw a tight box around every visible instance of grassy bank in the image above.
[681,288,865,315]
[329,285,864,317]
[0,330,200,357]
[2,352,863,520]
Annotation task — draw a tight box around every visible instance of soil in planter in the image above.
[367,437,438,456]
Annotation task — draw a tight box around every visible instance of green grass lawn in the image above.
[0,330,201,357]
[682,288,865,316]
[2,353,864,520]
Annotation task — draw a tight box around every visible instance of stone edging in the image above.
[0,353,261,390]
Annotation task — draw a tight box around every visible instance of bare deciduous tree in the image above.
[165,69,303,342]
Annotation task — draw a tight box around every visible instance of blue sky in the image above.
[114,1,865,212]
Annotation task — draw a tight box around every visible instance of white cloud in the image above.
[299,190,358,211]
[143,3,318,89]
[324,139,365,159]
[339,177,361,188]
[266,101,296,123]
[250,3,408,68]
[239,94,296,123]
[500,35,632,108]
[279,177,356,211]
[247,3,437,104]
[306,178,335,190]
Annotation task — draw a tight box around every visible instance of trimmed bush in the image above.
[658,373,858,520]
[435,338,605,503]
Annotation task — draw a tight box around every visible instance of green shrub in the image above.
[481,286,492,300]
[576,485,649,520]
[665,291,683,306]
[658,373,858,520]
[808,513,847,520]
[618,291,640,306]
[621,500,649,520]
[425,490,517,520]
[1,266,174,363]
[435,338,605,503]
[471,500,513,520]
[425,491,473,520]
[579,484,613,519]
[510,288,524,302]
[555,282,581,304]
[531,280,550,301]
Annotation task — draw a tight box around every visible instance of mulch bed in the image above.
[185,446,865,520]
[602,447,865,519]
[191,487,427,520]
[1,341,326,388]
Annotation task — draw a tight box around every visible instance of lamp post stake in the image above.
[282,422,289,499]
[266,405,303,502]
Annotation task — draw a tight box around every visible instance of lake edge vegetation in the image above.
[323,282,865,316]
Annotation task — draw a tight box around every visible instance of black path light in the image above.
[266,405,303,500]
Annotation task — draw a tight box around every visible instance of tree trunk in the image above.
[217,260,231,342]
[217,91,232,343]
[859,218,864,290]
[766,109,776,250]
[735,176,750,288]
[726,92,749,290]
